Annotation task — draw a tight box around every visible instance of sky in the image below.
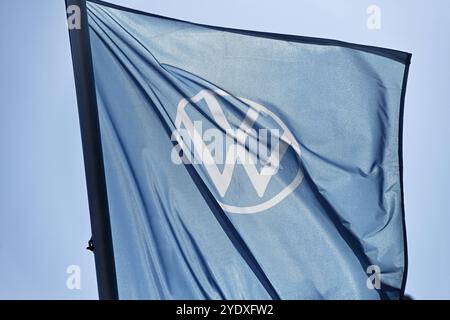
[0,0,449,299]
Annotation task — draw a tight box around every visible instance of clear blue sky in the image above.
[0,0,449,299]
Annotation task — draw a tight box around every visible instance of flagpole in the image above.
[65,0,118,300]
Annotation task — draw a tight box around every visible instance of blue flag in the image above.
[79,0,410,299]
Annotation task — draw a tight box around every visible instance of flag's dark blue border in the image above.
[398,59,411,300]
[66,0,118,300]
[67,0,411,300]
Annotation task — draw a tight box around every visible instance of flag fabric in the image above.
[79,0,410,299]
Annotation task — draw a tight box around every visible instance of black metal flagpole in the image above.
[65,0,118,300]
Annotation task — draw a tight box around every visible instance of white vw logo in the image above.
[173,89,303,214]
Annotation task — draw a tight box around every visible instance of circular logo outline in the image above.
[176,89,303,214]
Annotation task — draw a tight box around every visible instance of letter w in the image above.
[175,90,288,198]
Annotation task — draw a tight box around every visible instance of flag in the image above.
[68,0,411,299]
